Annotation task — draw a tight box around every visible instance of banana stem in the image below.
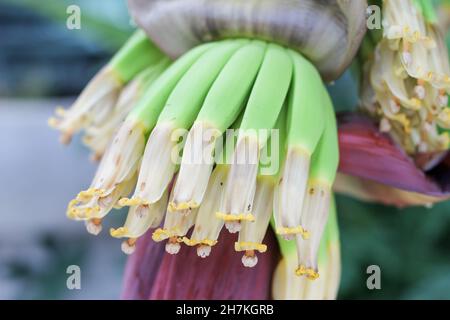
[110,30,166,82]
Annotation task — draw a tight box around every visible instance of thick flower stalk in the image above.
[361,0,450,154]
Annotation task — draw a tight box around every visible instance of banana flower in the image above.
[49,0,450,299]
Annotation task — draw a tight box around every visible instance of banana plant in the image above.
[49,0,450,299]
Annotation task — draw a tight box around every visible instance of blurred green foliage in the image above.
[4,0,133,50]
[3,211,129,300]
[337,195,450,299]
[5,233,88,299]
[0,0,134,96]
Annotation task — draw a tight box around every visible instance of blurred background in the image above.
[1,0,450,300]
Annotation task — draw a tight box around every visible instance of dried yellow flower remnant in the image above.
[362,0,450,154]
